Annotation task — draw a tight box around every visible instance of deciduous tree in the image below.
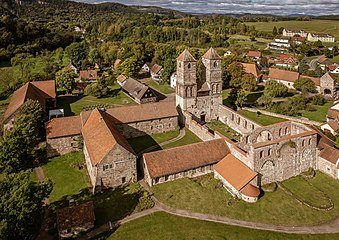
[55,67,75,93]
[263,80,288,98]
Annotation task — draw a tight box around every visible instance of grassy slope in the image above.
[152,172,339,226]
[246,20,339,38]
[107,211,338,240]
[148,80,175,94]
[238,109,287,126]
[162,128,201,149]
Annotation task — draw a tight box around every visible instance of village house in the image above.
[170,72,177,88]
[72,82,88,96]
[150,64,163,80]
[116,74,128,86]
[143,139,230,186]
[282,28,308,38]
[246,51,262,60]
[269,38,290,50]
[120,77,157,104]
[320,72,338,98]
[241,63,262,82]
[79,70,98,82]
[140,63,151,73]
[113,59,122,71]
[56,201,95,239]
[66,62,78,74]
[318,55,333,70]
[329,64,339,74]
[307,33,336,43]
[4,80,56,131]
[275,54,299,69]
[321,120,339,136]
[326,102,339,121]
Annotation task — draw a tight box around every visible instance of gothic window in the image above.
[237,117,240,124]
[216,84,219,93]
[190,87,194,97]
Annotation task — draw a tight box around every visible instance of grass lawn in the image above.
[148,80,175,94]
[152,172,339,226]
[206,120,241,142]
[57,85,135,115]
[127,128,180,153]
[106,211,339,240]
[162,128,201,149]
[245,91,263,103]
[42,151,90,202]
[238,109,287,126]
[228,35,271,50]
[299,101,333,122]
[332,54,339,64]
[246,20,339,38]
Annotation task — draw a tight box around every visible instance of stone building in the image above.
[82,109,137,192]
[56,201,95,239]
[176,48,223,123]
[4,80,56,131]
[320,72,338,98]
[45,116,82,158]
[143,139,230,186]
[120,77,157,104]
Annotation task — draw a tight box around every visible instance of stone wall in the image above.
[251,132,318,185]
[218,105,261,135]
[183,111,220,141]
[47,135,80,158]
[317,156,338,179]
[144,160,214,186]
[84,143,97,189]
[242,107,323,126]
[117,116,178,139]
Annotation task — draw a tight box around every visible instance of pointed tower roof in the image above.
[177,49,196,62]
[202,48,221,60]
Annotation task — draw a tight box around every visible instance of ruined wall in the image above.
[47,135,80,158]
[218,105,261,135]
[117,116,178,138]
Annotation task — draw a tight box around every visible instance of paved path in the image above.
[137,128,186,156]
[134,180,339,235]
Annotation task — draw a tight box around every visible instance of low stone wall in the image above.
[242,107,323,126]
[183,111,220,142]
[46,135,80,158]
[218,105,261,135]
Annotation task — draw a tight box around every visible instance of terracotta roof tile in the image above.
[327,109,339,120]
[105,101,178,124]
[4,80,56,121]
[328,120,339,131]
[177,49,196,62]
[82,109,135,166]
[241,184,260,197]
[117,74,127,83]
[150,64,163,74]
[247,51,262,58]
[80,70,97,81]
[241,63,260,78]
[144,139,230,178]
[268,68,300,82]
[202,48,221,60]
[46,116,82,139]
[320,146,339,165]
[213,154,257,191]
[56,201,95,232]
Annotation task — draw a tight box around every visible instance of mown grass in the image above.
[299,101,333,122]
[56,84,135,115]
[148,80,175,94]
[246,20,339,38]
[106,211,339,240]
[206,120,241,142]
[162,128,201,149]
[152,172,339,226]
[127,128,180,153]
[42,151,90,202]
[238,109,286,126]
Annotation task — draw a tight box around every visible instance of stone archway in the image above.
[324,88,332,96]
[256,130,273,143]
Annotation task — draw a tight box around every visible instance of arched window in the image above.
[187,63,191,69]
[302,139,305,147]
[186,87,190,97]
[285,127,288,135]
[244,120,247,128]
[268,148,271,156]
[260,150,264,158]
[179,62,182,68]
[213,61,218,68]
[309,138,312,145]
[279,128,282,136]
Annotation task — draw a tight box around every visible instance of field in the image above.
[246,20,339,38]
[152,172,339,226]
[228,34,271,50]
[238,109,287,126]
[299,101,333,122]
[106,212,338,240]
[148,80,175,94]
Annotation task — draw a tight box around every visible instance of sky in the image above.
[77,0,339,16]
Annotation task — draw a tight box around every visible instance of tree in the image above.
[242,73,257,92]
[65,41,89,69]
[259,57,268,68]
[312,95,326,105]
[289,94,307,111]
[257,95,272,108]
[272,26,278,36]
[263,80,288,98]
[227,62,257,91]
[10,53,33,79]
[0,171,52,240]
[293,78,317,93]
[55,67,75,93]
[298,59,310,75]
[235,90,247,108]
[119,57,140,77]
[85,77,109,98]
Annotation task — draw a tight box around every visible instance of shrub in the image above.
[311,95,326,105]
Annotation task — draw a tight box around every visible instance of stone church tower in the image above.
[176,48,223,122]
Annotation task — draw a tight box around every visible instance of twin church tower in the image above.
[176,48,223,122]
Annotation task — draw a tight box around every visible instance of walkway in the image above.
[133,180,339,235]
[137,128,186,156]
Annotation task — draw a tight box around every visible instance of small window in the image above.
[260,150,264,158]
[122,177,126,184]
[187,63,191,69]
[309,139,312,145]
[165,175,169,181]
[155,177,159,184]
[268,148,271,156]
[302,140,305,147]
[179,62,182,68]
[110,164,113,168]
[213,61,218,68]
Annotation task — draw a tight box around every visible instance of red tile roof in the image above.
[327,108,339,120]
[150,64,163,74]
[117,74,127,83]
[46,116,82,139]
[300,75,320,86]
[320,146,339,166]
[202,48,221,60]
[268,68,300,82]
[241,63,260,78]
[213,154,257,191]
[4,80,56,121]
[105,101,178,124]
[144,139,230,178]
[56,201,95,232]
[247,51,262,58]
[82,109,135,166]
[80,70,97,81]
[177,49,196,62]
[328,120,339,131]
[241,184,260,197]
